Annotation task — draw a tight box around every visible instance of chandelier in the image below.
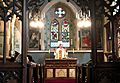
[29,9,45,28]
[76,8,91,28]
[75,0,91,28]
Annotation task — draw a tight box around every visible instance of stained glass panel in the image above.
[55,7,66,18]
[62,19,69,42]
[50,19,59,47]
[61,19,70,47]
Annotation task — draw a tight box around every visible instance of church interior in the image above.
[0,0,120,83]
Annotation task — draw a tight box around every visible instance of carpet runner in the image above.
[44,79,76,83]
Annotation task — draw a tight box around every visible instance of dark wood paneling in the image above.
[87,63,120,83]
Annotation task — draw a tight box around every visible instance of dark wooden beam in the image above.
[3,19,7,64]
[90,0,97,64]
[22,0,28,83]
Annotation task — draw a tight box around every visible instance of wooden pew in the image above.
[27,63,40,83]
[77,64,89,83]
[39,64,44,83]
[77,64,82,83]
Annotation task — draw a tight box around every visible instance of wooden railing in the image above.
[27,62,120,83]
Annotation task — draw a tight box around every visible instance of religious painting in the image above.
[81,29,91,48]
[29,29,39,50]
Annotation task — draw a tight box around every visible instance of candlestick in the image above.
[49,49,50,53]
[88,10,90,17]
[73,48,74,53]
[76,12,78,19]
[80,10,82,17]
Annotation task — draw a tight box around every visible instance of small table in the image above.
[44,58,77,79]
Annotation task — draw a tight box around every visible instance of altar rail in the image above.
[27,62,120,83]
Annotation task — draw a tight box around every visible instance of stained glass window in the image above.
[61,19,70,47]
[55,7,66,18]
[50,19,59,47]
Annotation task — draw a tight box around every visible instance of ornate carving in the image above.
[96,69,120,83]
[44,58,77,78]
[27,0,45,10]
[104,0,120,20]
[0,0,22,21]
[72,0,90,8]
[94,63,120,83]
[0,70,22,83]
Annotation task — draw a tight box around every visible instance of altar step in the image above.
[44,79,77,83]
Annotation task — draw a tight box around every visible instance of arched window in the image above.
[50,19,59,47]
[61,19,70,47]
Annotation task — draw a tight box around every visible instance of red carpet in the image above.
[44,79,76,83]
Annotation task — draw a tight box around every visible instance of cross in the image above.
[55,8,65,18]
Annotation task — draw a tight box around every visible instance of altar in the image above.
[44,58,77,79]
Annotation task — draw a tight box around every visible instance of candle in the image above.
[73,48,74,53]
[76,12,78,19]
[80,10,82,17]
[88,10,90,17]
[43,13,45,18]
[49,49,50,53]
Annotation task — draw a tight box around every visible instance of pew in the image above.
[27,63,44,83]
[77,64,90,83]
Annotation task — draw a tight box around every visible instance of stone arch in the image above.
[40,0,79,50]
[41,0,78,15]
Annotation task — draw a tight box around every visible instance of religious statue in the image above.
[54,44,68,59]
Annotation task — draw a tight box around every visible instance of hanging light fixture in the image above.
[29,9,45,28]
[77,11,91,28]
[76,8,91,28]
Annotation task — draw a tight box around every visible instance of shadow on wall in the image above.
[28,52,91,64]
[68,52,91,64]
